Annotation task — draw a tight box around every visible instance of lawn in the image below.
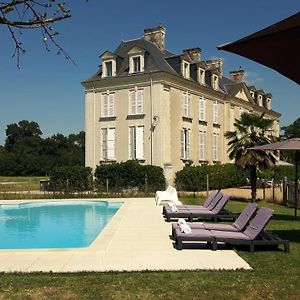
[0,197,299,299]
[0,176,47,192]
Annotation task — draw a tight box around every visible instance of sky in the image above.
[0,0,299,145]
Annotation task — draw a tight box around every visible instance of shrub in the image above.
[49,165,93,192]
[175,164,248,191]
[94,160,165,193]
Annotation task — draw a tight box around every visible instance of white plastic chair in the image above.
[155,185,180,206]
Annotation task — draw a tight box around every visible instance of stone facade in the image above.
[82,25,281,184]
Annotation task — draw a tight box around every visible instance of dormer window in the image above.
[182,60,190,79]
[198,68,205,85]
[133,56,141,72]
[212,74,219,90]
[102,59,116,78]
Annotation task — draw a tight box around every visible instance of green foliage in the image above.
[0,120,85,176]
[175,164,248,191]
[49,166,93,192]
[282,117,300,138]
[94,160,165,193]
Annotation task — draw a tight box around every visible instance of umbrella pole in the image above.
[295,150,299,218]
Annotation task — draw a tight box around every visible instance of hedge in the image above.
[94,160,165,193]
[175,164,248,192]
[49,165,93,192]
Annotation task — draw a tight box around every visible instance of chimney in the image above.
[206,58,223,77]
[230,67,245,83]
[144,24,166,51]
[183,48,201,62]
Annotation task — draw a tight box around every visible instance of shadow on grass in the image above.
[272,214,300,221]
[272,230,300,243]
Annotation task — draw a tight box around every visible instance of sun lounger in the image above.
[164,195,230,222]
[174,207,288,252]
[171,203,257,236]
[155,185,180,206]
[162,191,222,217]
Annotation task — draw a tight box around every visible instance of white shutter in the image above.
[108,94,114,117]
[136,126,144,159]
[180,129,185,158]
[199,97,205,121]
[199,131,206,160]
[101,128,108,159]
[213,133,219,161]
[102,94,108,117]
[129,91,135,115]
[136,90,143,114]
[107,128,115,159]
[183,93,189,117]
[213,101,219,124]
[186,130,190,159]
[129,126,135,159]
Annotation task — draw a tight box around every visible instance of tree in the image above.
[5,120,42,151]
[225,112,277,202]
[282,117,300,138]
[0,1,88,66]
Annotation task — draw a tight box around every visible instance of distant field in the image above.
[0,176,48,192]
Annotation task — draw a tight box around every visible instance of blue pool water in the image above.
[0,201,122,249]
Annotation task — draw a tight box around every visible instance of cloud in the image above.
[244,71,264,85]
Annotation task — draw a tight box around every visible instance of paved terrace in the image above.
[0,198,251,272]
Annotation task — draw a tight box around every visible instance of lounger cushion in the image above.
[210,230,251,241]
[174,228,213,241]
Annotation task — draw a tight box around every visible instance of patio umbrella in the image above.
[217,12,300,85]
[250,138,300,217]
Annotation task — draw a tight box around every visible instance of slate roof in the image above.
[83,36,272,110]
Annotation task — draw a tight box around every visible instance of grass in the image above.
[0,197,299,299]
[0,176,47,192]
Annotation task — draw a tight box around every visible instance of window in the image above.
[181,128,190,159]
[182,61,190,78]
[199,96,206,121]
[198,68,205,85]
[212,74,219,90]
[129,89,143,115]
[199,131,206,161]
[102,59,116,78]
[101,92,115,117]
[129,55,144,73]
[212,132,219,161]
[183,93,190,118]
[213,101,219,124]
[101,128,115,160]
[129,126,144,159]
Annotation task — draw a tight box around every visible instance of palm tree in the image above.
[225,113,277,202]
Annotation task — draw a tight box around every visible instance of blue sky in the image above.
[0,0,299,145]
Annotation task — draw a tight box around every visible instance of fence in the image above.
[282,179,300,207]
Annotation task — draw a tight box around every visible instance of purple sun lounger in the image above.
[171,203,257,236]
[162,191,222,217]
[164,195,229,222]
[174,207,289,252]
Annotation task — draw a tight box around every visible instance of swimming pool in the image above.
[0,201,122,249]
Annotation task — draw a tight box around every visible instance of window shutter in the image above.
[129,127,135,159]
[101,128,108,160]
[199,131,206,160]
[213,101,219,124]
[186,130,190,159]
[213,133,219,161]
[199,97,205,121]
[180,129,185,158]
[136,90,143,114]
[102,94,108,117]
[183,93,189,117]
[107,128,115,159]
[108,94,114,116]
[136,126,144,159]
[129,91,135,115]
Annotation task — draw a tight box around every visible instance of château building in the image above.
[82,25,280,183]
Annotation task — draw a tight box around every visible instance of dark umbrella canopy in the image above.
[218,12,300,85]
[250,138,300,217]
